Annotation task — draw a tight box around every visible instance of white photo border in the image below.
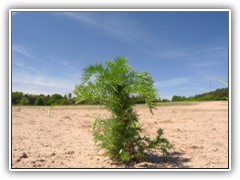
[9,8,231,171]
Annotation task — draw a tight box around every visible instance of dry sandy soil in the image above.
[11,101,229,169]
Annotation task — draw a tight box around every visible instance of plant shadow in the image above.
[131,151,191,168]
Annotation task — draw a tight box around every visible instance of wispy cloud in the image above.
[13,82,72,96]
[13,72,76,94]
[61,12,143,43]
[13,59,40,74]
[12,44,80,95]
[48,55,76,72]
[153,45,226,58]
[146,44,228,68]
[12,44,79,78]
[12,45,36,60]
[154,77,190,89]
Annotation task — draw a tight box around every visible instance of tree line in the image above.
[12,88,228,106]
[172,88,228,101]
[12,92,76,106]
[12,91,164,106]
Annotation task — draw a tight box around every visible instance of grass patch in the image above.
[156,101,198,107]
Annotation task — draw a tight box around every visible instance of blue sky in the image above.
[12,11,229,99]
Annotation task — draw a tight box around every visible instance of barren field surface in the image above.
[11,101,228,169]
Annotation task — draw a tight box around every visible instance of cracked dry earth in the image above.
[11,101,229,169]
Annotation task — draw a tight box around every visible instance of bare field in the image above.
[11,101,229,169]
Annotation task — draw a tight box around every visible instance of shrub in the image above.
[74,57,172,164]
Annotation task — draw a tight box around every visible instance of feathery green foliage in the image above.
[74,57,172,163]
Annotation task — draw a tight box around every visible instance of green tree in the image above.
[49,94,63,105]
[74,57,172,164]
[172,95,186,101]
[58,98,68,105]
[161,98,170,102]
[27,94,38,105]
[20,97,30,105]
[12,92,23,105]
[34,96,45,105]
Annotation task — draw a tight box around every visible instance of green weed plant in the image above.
[74,57,172,164]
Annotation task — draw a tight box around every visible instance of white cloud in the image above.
[12,45,36,60]
[12,72,78,95]
[13,59,40,74]
[11,44,82,95]
[48,55,76,72]
[146,44,228,68]
[154,77,190,89]
[61,12,143,43]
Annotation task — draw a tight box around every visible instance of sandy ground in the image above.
[11,101,229,169]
